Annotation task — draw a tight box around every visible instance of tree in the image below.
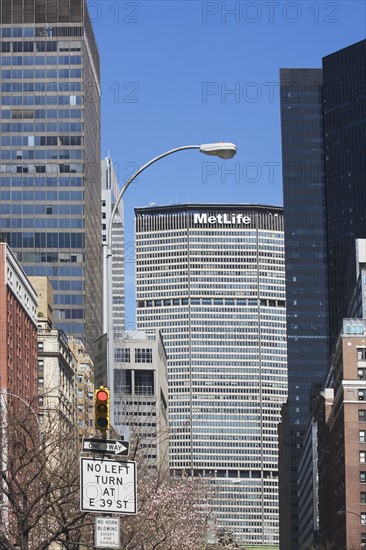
[0,392,92,550]
[120,471,212,550]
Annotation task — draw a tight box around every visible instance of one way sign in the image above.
[83,437,129,456]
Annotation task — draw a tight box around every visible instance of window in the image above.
[114,348,130,363]
[358,348,366,360]
[360,472,366,483]
[361,513,366,525]
[114,369,132,395]
[359,390,366,401]
[361,431,366,443]
[361,492,366,504]
[361,533,366,544]
[360,451,366,463]
[359,369,366,380]
[135,348,152,363]
[135,370,154,396]
[360,411,366,422]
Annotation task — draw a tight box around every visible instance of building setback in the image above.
[0,0,102,350]
[135,204,287,545]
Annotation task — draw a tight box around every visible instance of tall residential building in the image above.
[135,204,287,545]
[280,39,366,549]
[101,156,124,339]
[0,242,38,404]
[0,0,102,350]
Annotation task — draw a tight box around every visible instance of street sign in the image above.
[95,517,120,549]
[80,457,137,514]
[83,437,129,456]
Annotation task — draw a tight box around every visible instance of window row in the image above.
[0,204,82,215]
[0,109,82,119]
[0,218,83,229]
[1,122,82,133]
[0,190,82,201]
[0,55,82,66]
[0,150,82,160]
[1,68,82,79]
[1,95,82,106]
[2,81,81,93]
[0,176,83,187]
[1,41,81,53]
[0,163,83,174]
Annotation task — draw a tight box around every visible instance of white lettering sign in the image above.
[80,458,137,514]
[95,517,120,548]
[193,213,251,225]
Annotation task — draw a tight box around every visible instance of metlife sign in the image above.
[193,212,251,225]
[80,458,137,514]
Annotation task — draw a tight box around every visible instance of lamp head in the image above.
[199,142,237,159]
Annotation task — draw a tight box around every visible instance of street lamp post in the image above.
[101,142,237,427]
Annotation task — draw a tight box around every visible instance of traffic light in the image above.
[94,387,110,431]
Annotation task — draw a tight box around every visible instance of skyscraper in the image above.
[135,204,287,545]
[0,0,102,349]
[280,39,366,549]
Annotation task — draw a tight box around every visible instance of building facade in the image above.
[113,330,169,472]
[280,39,366,549]
[135,204,287,545]
[0,242,38,403]
[0,0,102,350]
[30,276,77,433]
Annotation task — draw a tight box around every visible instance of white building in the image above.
[101,156,124,339]
[135,204,288,545]
[113,330,169,472]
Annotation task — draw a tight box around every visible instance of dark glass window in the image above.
[135,370,154,395]
[135,348,152,363]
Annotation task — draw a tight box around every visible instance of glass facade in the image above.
[280,68,330,549]
[135,204,287,545]
[0,0,102,348]
[323,40,366,345]
[280,39,366,549]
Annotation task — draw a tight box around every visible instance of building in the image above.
[101,156,125,340]
[68,337,94,441]
[113,330,169,472]
[0,242,38,404]
[30,276,77,433]
[280,39,366,549]
[135,204,287,545]
[0,0,102,350]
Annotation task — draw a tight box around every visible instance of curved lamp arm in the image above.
[104,142,237,256]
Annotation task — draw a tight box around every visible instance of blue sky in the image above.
[90,0,365,325]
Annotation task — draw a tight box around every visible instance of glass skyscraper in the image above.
[0,0,102,349]
[280,39,366,549]
[135,204,287,545]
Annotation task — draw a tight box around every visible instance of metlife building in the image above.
[135,204,287,545]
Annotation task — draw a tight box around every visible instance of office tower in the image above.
[279,67,330,549]
[101,156,124,339]
[113,330,169,472]
[135,204,287,545]
[0,242,38,403]
[0,0,102,349]
[280,39,366,549]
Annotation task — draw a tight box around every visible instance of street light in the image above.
[102,142,237,423]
